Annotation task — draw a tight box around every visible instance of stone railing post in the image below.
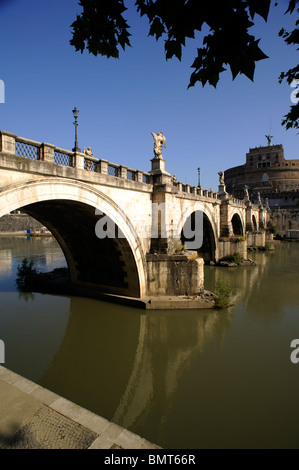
[120,165,128,179]
[136,170,144,183]
[41,143,55,163]
[0,131,16,153]
[98,159,108,174]
[74,151,84,170]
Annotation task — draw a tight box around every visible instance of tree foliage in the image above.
[214,278,232,309]
[70,0,132,58]
[70,0,299,129]
[16,258,37,291]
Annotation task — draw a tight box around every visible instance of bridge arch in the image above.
[231,212,244,236]
[178,204,218,262]
[0,178,147,297]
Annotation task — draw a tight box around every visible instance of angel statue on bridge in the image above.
[218,171,225,185]
[151,132,166,159]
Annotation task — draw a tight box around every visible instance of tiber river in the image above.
[0,235,299,449]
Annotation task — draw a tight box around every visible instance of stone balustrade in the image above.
[230,197,246,207]
[172,178,220,200]
[0,130,151,186]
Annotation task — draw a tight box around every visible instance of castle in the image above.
[224,140,299,232]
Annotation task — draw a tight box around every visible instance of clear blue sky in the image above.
[0,0,298,190]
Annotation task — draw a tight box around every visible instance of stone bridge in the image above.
[0,130,269,301]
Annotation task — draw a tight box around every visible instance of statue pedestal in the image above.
[218,184,228,200]
[150,157,166,172]
[149,157,171,184]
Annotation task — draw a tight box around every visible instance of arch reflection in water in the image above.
[38,298,231,447]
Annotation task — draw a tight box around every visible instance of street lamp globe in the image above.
[72,107,79,119]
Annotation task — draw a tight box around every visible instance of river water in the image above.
[0,235,299,449]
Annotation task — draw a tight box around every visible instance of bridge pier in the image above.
[146,155,204,296]
[147,253,204,297]
[246,231,266,249]
[148,156,175,254]
[219,200,234,237]
[245,205,254,232]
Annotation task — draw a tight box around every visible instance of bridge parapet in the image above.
[172,180,220,201]
[0,130,152,186]
[0,130,222,201]
[83,156,151,184]
[251,203,260,211]
[230,197,246,207]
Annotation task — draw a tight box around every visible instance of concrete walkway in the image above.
[0,366,160,449]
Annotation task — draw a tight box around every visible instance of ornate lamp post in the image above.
[197,167,201,188]
[72,107,80,152]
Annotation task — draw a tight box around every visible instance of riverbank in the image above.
[0,232,53,237]
[0,366,160,449]
[0,214,45,234]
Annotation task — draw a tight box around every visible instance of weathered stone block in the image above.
[41,143,55,163]
[0,131,16,153]
[147,253,204,296]
[246,231,265,248]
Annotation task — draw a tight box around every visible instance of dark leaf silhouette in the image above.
[70,0,298,129]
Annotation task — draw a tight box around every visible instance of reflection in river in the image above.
[0,236,299,448]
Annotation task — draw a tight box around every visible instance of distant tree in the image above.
[70,0,299,129]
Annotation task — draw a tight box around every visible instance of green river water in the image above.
[0,236,298,449]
